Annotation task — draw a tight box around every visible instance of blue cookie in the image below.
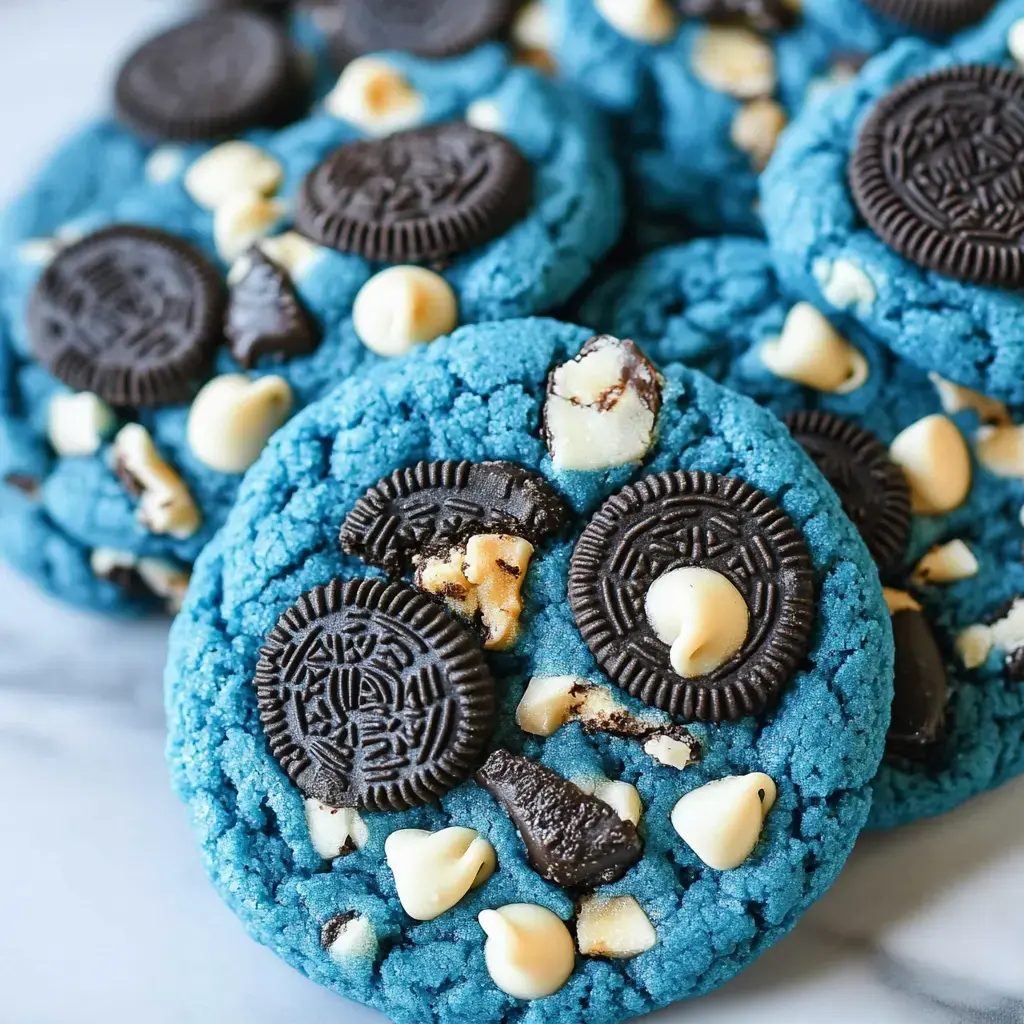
[166,317,892,1022]
[761,0,1024,402]
[582,236,1024,828]
[532,0,982,234]
[0,23,622,616]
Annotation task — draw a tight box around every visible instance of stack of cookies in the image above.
[3,1,1023,1020]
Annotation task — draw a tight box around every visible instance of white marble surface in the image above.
[1,3,1023,1022]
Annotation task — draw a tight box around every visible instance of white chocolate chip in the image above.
[242,231,323,284]
[512,1,553,49]
[670,773,776,870]
[976,424,1024,478]
[416,534,533,650]
[89,547,137,581]
[760,303,868,393]
[911,540,979,586]
[730,98,787,171]
[1009,18,1024,65]
[352,266,458,358]
[989,597,1024,655]
[543,335,663,471]
[889,415,972,515]
[111,425,200,539]
[691,26,776,99]
[576,777,644,826]
[186,374,293,474]
[813,257,877,313]
[643,734,699,769]
[184,141,283,211]
[594,0,676,43]
[883,587,922,615]
[956,624,993,669]
[576,895,656,959]
[47,391,116,456]
[478,904,575,1000]
[466,98,505,133]
[324,58,426,136]
[18,238,60,265]
[324,913,378,963]
[929,374,1009,425]
[645,567,749,678]
[136,558,190,613]
[385,827,495,921]
[304,799,369,860]
[213,189,287,264]
[145,146,186,185]
[516,675,587,736]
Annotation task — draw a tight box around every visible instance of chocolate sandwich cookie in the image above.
[166,317,892,1022]
[0,36,622,615]
[582,233,1024,827]
[762,0,1024,402]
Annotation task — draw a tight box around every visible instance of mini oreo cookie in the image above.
[887,606,948,763]
[675,0,797,30]
[328,0,517,61]
[569,470,815,723]
[782,411,910,574]
[860,0,996,32]
[476,749,644,888]
[28,226,226,407]
[114,11,307,142]
[254,576,496,811]
[850,63,1024,289]
[226,247,320,368]
[296,124,533,263]
[340,459,568,575]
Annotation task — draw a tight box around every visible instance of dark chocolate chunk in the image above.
[886,608,948,762]
[860,0,996,32]
[226,247,320,369]
[297,123,533,263]
[114,12,308,141]
[340,460,568,575]
[782,411,911,574]
[326,0,516,61]
[569,470,815,722]
[476,749,643,889]
[675,0,797,31]
[320,911,359,949]
[254,577,496,811]
[204,0,295,17]
[28,226,226,408]
[850,64,1024,289]
[3,474,41,499]
[1005,644,1024,683]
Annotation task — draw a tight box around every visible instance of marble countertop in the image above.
[2,3,1022,1022]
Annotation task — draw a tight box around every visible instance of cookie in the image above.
[761,0,1024,402]
[529,0,993,234]
[582,234,1024,827]
[0,36,622,615]
[166,318,892,1021]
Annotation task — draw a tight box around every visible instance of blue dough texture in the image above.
[540,0,961,234]
[166,318,893,1022]
[582,236,1024,828]
[0,36,622,615]
[761,0,1024,403]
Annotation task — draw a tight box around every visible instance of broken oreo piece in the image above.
[226,247,320,369]
[114,11,308,141]
[476,749,643,888]
[860,0,995,33]
[254,577,496,811]
[675,0,797,31]
[886,606,949,763]
[297,124,533,263]
[569,470,814,722]
[28,226,226,408]
[782,411,911,574]
[850,64,1024,289]
[340,460,568,576]
[328,0,517,60]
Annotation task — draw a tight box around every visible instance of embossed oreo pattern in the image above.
[340,460,569,575]
[297,124,533,263]
[115,11,304,141]
[254,577,496,811]
[28,226,226,407]
[569,471,814,722]
[850,64,1024,289]
[860,0,996,33]
[783,411,910,575]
